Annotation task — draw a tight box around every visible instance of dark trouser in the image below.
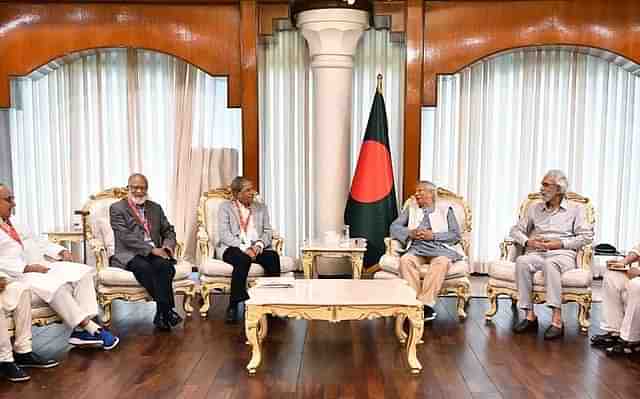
[126,254,177,314]
[223,247,281,305]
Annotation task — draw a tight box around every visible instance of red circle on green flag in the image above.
[350,140,393,203]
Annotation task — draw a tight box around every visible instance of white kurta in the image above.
[0,223,92,303]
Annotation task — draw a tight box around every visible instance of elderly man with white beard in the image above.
[110,174,182,331]
[0,183,119,350]
[510,170,594,340]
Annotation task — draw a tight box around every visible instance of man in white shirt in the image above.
[217,176,280,323]
[0,273,58,382]
[509,170,594,340]
[591,243,640,355]
[0,183,119,350]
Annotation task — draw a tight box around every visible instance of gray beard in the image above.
[541,192,554,202]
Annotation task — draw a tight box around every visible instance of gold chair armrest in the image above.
[196,226,210,259]
[577,244,593,272]
[88,239,108,271]
[272,237,284,255]
[175,242,185,261]
[500,239,517,261]
[384,237,392,255]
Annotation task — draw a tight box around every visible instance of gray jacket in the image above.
[109,199,177,269]
[216,200,272,259]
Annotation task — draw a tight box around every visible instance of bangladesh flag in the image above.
[344,79,398,268]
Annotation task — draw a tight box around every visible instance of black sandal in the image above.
[590,332,620,348]
[605,340,640,356]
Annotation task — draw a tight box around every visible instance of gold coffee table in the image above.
[244,279,424,375]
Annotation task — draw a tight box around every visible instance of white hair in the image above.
[544,169,568,193]
[418,180,436,192]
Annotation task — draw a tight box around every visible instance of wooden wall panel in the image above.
[423,0,640,105]
[403,0,423,200]
[240,0,259,185]
[0,3,242,108]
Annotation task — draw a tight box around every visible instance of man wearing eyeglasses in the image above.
[109,173,182,331]
[0,183,119,351]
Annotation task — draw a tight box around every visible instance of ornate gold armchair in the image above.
[373,187,473,319]
[81,187,198,325]
[485,192,595,332]
[196,188,297,318]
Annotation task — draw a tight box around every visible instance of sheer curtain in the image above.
[259,30,310,259]
[9,49,241,260]
[422,48,640,273]
[259,28,406,259]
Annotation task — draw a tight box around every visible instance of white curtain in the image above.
[9,49,241,258]
[259,31,310,259]
[259,29,406,259]
[422,48,640,273]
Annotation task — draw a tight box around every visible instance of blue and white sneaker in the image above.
[97,329,120,351]
[68,330,102,347]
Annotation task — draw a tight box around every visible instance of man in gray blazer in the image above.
[110,173,182,331]
[218,176,280,323]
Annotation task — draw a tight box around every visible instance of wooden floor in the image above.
[2,295,640,399]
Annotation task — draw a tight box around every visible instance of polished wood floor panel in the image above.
[1,297,639,399]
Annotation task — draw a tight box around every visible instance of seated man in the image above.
[510,170,594,339]
[0,183,119,350]
[390,180,463,321]
[591,243,640,355]
[217,176,281,324]
[0,273,58,382]
[110,173,182,331]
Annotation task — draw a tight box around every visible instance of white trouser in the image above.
[0,282,32,362]
[600,271,640,342]
[515,250,576,310]
[47,273,99,329]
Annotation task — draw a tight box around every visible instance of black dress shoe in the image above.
[423,305,437,322]
[14,352,59,369]
[153,312,171,331]
[225,305,239,324]
[0,362,30,382]
[167,309,184,327]
[544,324,564,340]
[513,318,539,334]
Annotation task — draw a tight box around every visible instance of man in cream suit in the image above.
[591,243,640,355]
[0,183,119,350]
[510,170,594,340]
[390,181,463,322]
[217,176,280,323]
[110,173,182,331]
[0,273,58,382]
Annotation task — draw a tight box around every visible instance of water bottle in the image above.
[343,225,350,244]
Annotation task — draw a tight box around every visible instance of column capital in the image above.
[296,8,369,69]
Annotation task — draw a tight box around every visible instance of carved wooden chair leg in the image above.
[200,285,211,318]
[484,286,499,319]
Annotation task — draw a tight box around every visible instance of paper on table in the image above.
[255,276,295,288]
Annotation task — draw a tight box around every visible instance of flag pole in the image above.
[376,74,383,94]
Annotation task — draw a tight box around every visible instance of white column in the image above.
[297,8,369,239]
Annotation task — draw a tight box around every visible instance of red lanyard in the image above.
[127,198,151,236]
[0,219,23,247]
[234,201,252,233]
